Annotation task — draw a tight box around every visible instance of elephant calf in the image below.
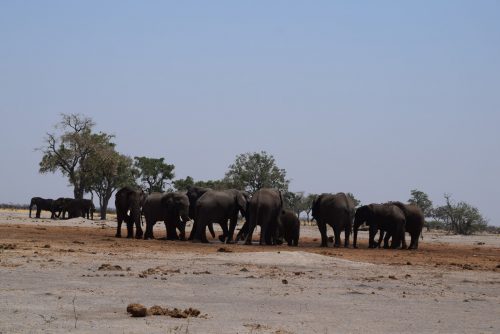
[279,209,300,246]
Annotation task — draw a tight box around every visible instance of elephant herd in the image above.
[29,197,95,220]
[113,187,424,250]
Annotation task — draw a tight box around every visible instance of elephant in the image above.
[79,199,95,220]
[53,197,74,219]
[388,201,424,249]
[64,199,95,219]
[29,197,55,219]
[115,187,146,238]
[185,186,215,240]
[278,209,300,246]
[192,189,249,243]
[142,192,190,240]
[311,193,355,247]
[244,188,283,245]
[353,203,406,249]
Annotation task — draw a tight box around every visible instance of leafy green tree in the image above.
[134,156,175,193]
[346,192,361,208]
[173,176,229,191]
[84,144,136,220]
[408,189,433,218]
[223,151,289,194]
[39,114,112,199]
[433,194,488,235]
[284,191,304,217]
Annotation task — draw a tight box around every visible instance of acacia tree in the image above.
[223,151,289,194]
[433,194,488,235]
[134,156,175,193]
[408,189,433,218]
[39,114,111,199]
[84,144,136,220]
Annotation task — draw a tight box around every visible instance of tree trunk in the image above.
[73,185,84,200]
[100,197,109,220]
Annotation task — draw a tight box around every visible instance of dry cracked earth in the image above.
[1,209,499,333]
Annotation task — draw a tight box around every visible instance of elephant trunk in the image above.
[353,220,360,248]
[181,213,190,223]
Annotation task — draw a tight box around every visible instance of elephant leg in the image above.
[125,215,135,238]
[116,215,123,238]
[244,222,256,245]
[218,220,230,243]
[166,220,179,240]
[135,221,143,239]
[225,217,238,244]
[376,230,384,248]
[317,221,328,247]
[408,233,417,249]
[383,232,391,249]
[188,220,198,240]
[333,228,341,248]
[344,224,351,248]
[144,219,154,240]
[36,208,41,218]
[177,220,186,241]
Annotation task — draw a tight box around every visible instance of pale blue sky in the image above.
[0,1,499,224]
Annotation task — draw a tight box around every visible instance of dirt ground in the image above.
[1,209,499,333]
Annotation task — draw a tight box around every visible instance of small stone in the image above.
[282,279,288,284]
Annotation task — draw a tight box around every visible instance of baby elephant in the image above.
[279,209,300,246]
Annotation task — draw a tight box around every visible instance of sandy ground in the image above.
[1,209,499,333]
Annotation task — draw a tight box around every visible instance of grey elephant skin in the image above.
[245,188,283,245]
[192,189,249,243]
[388,201,425,249]
[353,203,406,249]
[29,197,55,219]
[142,192,190,240]
[115,187,146,239]
[278,209,300,246]
[312,193,355,247]
[53,197,73,219]
[186,186,215,240]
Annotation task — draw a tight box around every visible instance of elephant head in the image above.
[236,191,250,217]
[162,192,190,223]
[353,205,372,248]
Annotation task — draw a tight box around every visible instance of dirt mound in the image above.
[147,305,201,318]
[98,264,122,271]
[126,303,147,317]
[128,304,202,318]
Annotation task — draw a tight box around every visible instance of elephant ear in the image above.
[236,192,247,212]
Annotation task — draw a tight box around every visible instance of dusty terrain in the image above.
[1,209,499,333]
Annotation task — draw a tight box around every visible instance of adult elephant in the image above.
[185,186,215,240]
[192,189,249,243]
[245,188,283,245]
[29,197,55,219]
[115,187,146,239]
[80,199,95,220]
[389,201,424,249]
[353,203,406,249]
[143,192,190,240]
[278,209,300,246]
[53,197,74,219]
[311,193,355,247]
